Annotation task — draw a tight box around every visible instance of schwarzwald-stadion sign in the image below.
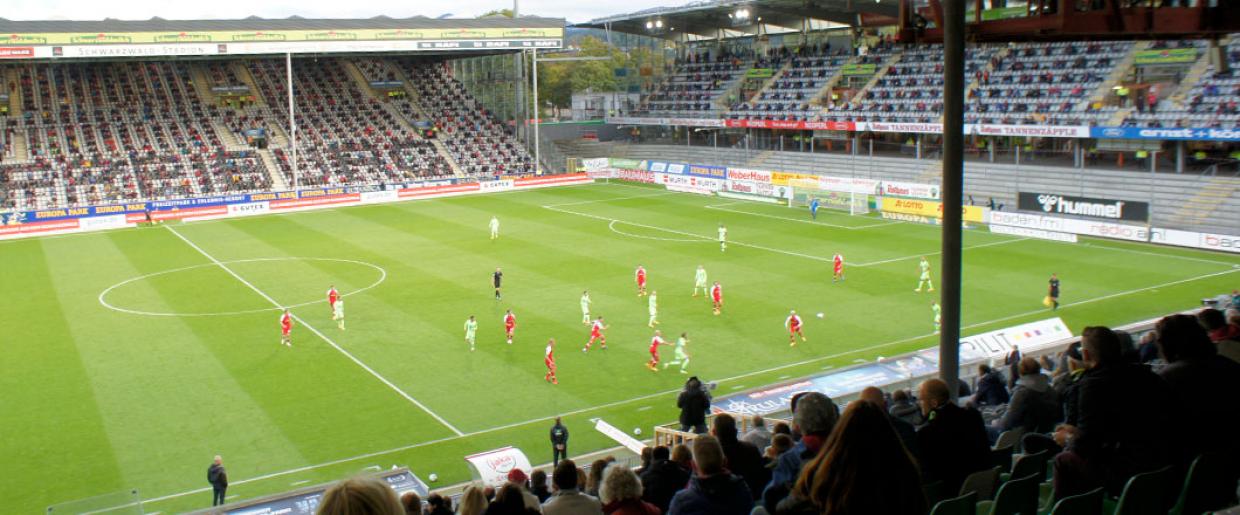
[1018,192,1150,222]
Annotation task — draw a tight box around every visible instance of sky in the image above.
[6,0,688,24]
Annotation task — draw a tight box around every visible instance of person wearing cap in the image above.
[504,468,542,511]
[760,391,839,514]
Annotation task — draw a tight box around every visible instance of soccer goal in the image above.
[787,178,870,215]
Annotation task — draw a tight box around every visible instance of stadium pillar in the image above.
[533,49,541,174]
[1175,141,1185,173]
[286,52,298,191]
[939,0,965,400]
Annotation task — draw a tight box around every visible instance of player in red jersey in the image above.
[635,265,648,296]
[786,309,806,346]
[710,281,723,315]
[544,338,558,385]
[583,316,608,352]
[646,330,670,371]
[280,309,294,347]
[832,253,845,282]
[327,286,339,317]
[503,309,516,344]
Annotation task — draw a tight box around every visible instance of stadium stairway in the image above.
[740,59,795,106]
[341,59,383,101]
[231,61,268,107]
[258,149,289,191]
[3,67,22,115]
[712,61,760,112]
[847,50,904,106]
[1096,41,1149,125]
[805,55,856,110]
[1166,35,1229,109]
[10,131,29,162]
[746,149,777,169]
[188,63,219,106]
[1165,176,1240,229]
[212,120,247,151]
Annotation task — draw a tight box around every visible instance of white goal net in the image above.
[787,178,870,215]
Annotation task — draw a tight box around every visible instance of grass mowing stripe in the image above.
[163,224,466,437]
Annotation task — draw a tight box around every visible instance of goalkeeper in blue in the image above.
[809,197,820,220]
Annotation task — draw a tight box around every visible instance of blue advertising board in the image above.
[1091,126,1240,142]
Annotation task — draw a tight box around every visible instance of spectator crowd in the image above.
[308,303,1240,515]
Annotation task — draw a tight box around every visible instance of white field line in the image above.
[543,190,680,208]
[553,203,1029,268]
[545,204,838,264]
[607,220,701,242]
[851,238,1031,267]
[163,225,464,437]
[140,264,1238,509]
[704,202,901,230]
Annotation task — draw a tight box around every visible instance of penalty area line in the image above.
[162,225,464,437]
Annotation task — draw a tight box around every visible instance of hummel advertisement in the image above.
[1018,192,1149,222]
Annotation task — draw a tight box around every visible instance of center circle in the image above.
[98,257,387,317]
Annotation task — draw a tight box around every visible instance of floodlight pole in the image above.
[532,48,541,174]
[286,52,298,191]
[939,0,965,400]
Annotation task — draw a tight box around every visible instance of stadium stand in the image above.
[637,48,753,117]
[728,43,852,122]
[0,57,539,212]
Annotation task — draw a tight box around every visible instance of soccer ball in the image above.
[428,473,439,482]
[633,428,642,436]
[816,312,824,318]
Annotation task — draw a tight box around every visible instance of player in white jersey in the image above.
[333,298,345,330]
[718,224,728,252]
[489,216,500,240]
[693,265,708,297]
[916,256,936,292]
[648,291,659,327]
[580,290,592,324]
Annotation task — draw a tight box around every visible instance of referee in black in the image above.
[1048,273,1060,310]
[493,267,503,300]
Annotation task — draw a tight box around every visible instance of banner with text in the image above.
[881,180,940,200]
[1150,228,1240,253]
[881,198,987,223]
[464,447,534,489]
[989,210,1151,242]
[1017,192,1149,222]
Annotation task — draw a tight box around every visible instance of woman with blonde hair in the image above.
[457,484,489,515]
[777,401,926,515]
[599,465,660,515]
[316,475,403,515]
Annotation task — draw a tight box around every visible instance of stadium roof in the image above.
[575,0,897,40]
[0,16,565,33]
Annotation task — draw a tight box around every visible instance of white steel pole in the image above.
[286,52,298,191]
[532,48,540,174]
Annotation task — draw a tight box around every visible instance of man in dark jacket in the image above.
[1052,326,1174,500]
[860,386,918,456]
[916,379,992,494]
[641,446,690,513]
[710,414,768,500]
[994,357,1060,434]
[208,455,228,506]
[668,435,753,515]
[550,417,569,467]
[1154,315,1240,462]
[972,364,1009,407]
[677,377,711,433]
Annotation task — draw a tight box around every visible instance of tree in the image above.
[479,8,513,18]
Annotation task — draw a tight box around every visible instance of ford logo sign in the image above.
[1102,128,1125,138]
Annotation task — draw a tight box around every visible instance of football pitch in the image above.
[3,180,1237,513]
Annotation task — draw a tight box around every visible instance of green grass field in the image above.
[3,180,1237,513]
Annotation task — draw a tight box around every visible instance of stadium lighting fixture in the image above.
[656,19,663,28]
[646,21,653,29]
[735,8,751,20]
